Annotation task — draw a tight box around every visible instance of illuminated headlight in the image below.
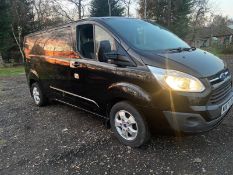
[148,66,205,92]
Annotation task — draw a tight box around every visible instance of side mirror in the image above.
[104,51,133,67]
[104,51,118,60]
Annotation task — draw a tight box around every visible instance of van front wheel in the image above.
[30,82,48,106]
[110,101,150,147]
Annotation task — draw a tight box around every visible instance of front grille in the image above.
[209,79,232,104]
[209,69,230,85]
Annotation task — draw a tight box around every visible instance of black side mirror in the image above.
[104,51,118,60]
[104,51,132,67]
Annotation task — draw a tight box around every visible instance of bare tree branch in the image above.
[121,0,132,17]
[11,25,25,62]
[51,0,75,21]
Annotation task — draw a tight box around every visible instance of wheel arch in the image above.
[106,82,152,117]
[28,70,40,87]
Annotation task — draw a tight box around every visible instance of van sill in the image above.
[53,98,107,119]
[50,86,99,108]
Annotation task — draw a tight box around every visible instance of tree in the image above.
[66,0,86,19]
[0,0,76,62]
[138,0,194,38]
[90,0,124,17]
[170,0,194,38]
[190,0,210,41]
[121,0,132,17]
[0,0,34,62]
[0,0,14,61]
[51,0,76,21]
[10,0,35,61]
[31,0,65,30]
[209,15,229,27]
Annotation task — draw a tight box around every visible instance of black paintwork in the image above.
[140,49,225,78]
[24,17,233,133]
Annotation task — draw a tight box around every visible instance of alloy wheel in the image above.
[32,87,40,105]
[114,110,138,141]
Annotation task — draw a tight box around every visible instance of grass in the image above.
[0,139,6,145]
[0,66,25,77]
[203,46,233,56]
[202,47,222,56]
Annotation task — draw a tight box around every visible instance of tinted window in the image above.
[95,25,116,62]
[29,35,46,55]
[52,28,73,52]
[105,19,189,51]
[29,28,73,56]
[77,24,94,59]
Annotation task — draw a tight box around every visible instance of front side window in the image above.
[95,25,116,62]
[77,24,94,59]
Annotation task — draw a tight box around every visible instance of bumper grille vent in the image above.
[209,79,232,104]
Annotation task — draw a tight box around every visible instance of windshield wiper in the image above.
[168,47,196,52]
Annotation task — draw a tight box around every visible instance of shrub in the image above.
[221,45,233,54]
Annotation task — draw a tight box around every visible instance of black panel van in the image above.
[24,17,233,147]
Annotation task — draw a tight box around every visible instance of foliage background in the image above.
[0,0,232,62]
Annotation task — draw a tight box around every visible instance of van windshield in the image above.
[105,18,190,51]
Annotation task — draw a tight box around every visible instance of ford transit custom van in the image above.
[24,17,233,147]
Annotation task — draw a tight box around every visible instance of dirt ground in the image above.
[1,75,233,175]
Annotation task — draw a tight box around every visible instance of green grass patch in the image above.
[0,66,25,77]
[202,47,222,56]
[0,139,6,145]
[203,45,233,56]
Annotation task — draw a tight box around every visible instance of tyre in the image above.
[30,82,48,106]
[110,101,150,147]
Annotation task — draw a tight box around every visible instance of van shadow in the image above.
[51,100,216,150]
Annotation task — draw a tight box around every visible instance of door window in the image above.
[95,25,116,62]
[77,24,94,59]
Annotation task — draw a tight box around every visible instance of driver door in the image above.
[66,23,97,110]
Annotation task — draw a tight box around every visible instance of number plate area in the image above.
[221,96,233,115]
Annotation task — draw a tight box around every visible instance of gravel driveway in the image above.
[0,75,233,175]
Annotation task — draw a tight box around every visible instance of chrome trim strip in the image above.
[210,75,231,83]
[53,99,106,119]
[209,77,220,83]
[50,86,99,108]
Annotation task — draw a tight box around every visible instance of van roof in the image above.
[25,17,138,37]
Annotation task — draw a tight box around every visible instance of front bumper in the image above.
[163,91,233,133]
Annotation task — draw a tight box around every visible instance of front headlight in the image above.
[148,66,205,92]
